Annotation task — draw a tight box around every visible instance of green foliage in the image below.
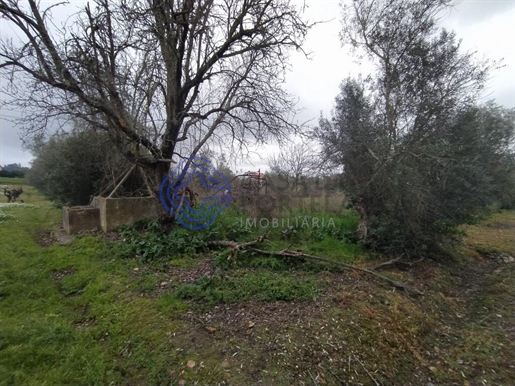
[27,128,139,206]
[248,257,286,270]
[0,163,30,178]
[4,171,515,385]
[208,206,254,240]
[174,271,319,304]
[0,192,185,386]
[318,0,515,256]
[115,220,208,262]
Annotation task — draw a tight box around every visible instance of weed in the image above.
[115,221,208,261]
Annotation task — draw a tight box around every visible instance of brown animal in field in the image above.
[3,186,23,203]
[3,187,11,202]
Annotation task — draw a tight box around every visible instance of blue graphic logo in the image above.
[159,156,232,230]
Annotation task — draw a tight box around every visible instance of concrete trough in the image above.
[62,206,101,235]
[90,196,160,232]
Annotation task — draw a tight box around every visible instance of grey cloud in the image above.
[0,118,33,167]
[449,0,514,24]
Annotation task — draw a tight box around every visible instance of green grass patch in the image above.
[112,220,209,261]
[0,189,190,385]
[0,176,27,186]
[175,270,320,304]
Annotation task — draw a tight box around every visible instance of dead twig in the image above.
[325,367,348,385]
[369,257,401,270]
[397,257,425,267]
[353,355,379,386]
[307,370,319,386]
[369,256,425,271]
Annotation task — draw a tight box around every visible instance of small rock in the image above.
[178,380,186,386]
[248,321,255,328]
[221,359,230,369]
[186,360,196,368]
[500,253,514,263]
[160,281,168,287]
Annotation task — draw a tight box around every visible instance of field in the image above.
[0,177,27,186]
[1,185,514,385]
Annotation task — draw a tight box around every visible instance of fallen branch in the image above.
[369,257,401,271]
[353,355,379,386]
[208,235,267,260]
[250,248,424,295]
[369,256,425,271]
[209,237,424,296]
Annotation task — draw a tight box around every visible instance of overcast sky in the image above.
[0,0,514,168]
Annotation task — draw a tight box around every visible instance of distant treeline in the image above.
[1,163,30,178]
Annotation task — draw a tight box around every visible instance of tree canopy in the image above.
[317,0,515,255]
[0,0,311,190]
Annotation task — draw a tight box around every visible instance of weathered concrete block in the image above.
[62,206,101,235]
[91,196,160,232]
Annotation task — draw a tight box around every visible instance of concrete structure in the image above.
[62,206,101,234]
[63,196,160,234]
[91,196,160,232]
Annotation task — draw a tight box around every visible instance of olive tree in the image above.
[28,128,140,206]
[317,0,513,256]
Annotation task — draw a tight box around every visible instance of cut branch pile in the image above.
[208,236,424,296]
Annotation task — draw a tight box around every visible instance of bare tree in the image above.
[0,0,311,192]
[267,140,317,191]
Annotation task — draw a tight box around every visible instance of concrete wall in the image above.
[91,196,160,232]
[62,206,101,235]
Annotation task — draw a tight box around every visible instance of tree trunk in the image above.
[151,161,176,232]
[355,199,369,242]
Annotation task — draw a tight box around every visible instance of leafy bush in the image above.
[116,220,207,262]
[27,128,140,206]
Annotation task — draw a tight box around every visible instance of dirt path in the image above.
[422,212,515,386]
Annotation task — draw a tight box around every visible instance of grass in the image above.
[0,187,186,385]
[0,176,27,186]
[175,270,320,304]
[1,186,514,385]
[461,210,515,256]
